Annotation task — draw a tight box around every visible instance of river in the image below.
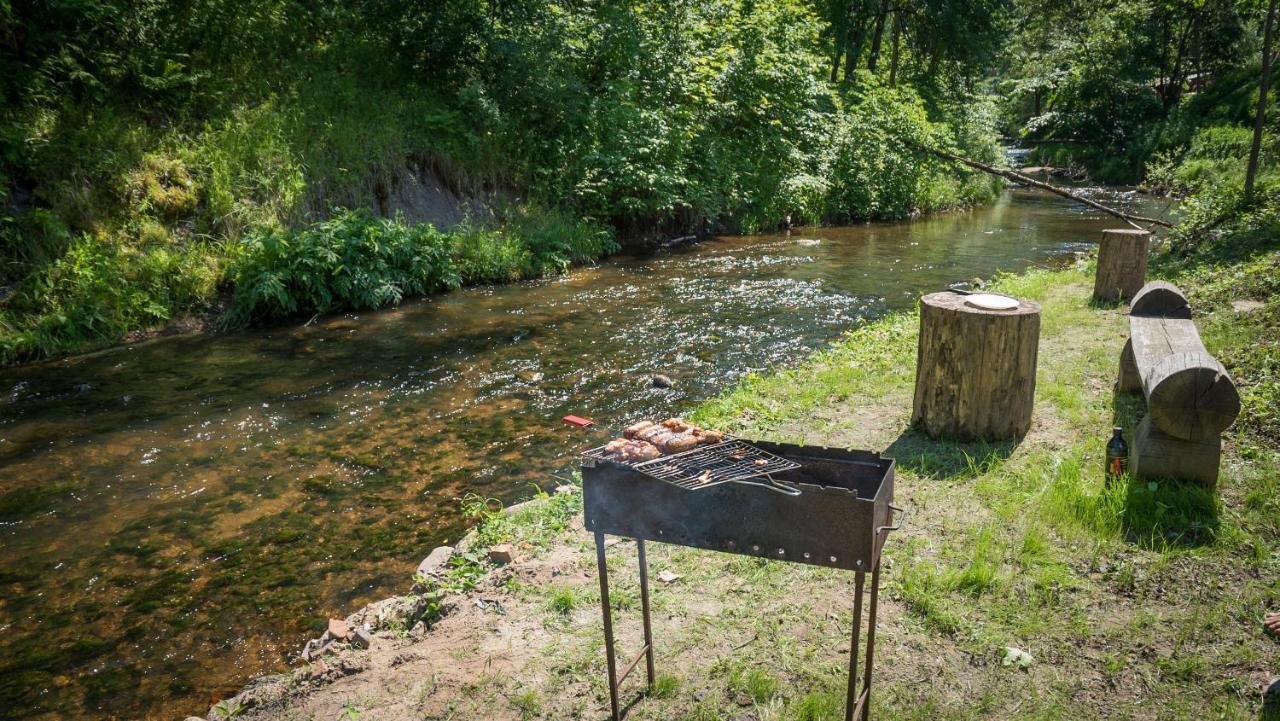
[0,188,1165,720]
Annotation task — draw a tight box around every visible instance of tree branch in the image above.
[925,147,1174,229]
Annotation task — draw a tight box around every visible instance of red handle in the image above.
[563,415,595,428]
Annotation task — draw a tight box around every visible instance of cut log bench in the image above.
[912,292,1041,441]
[1118,281,1240,486]
[1094,228,1152,303]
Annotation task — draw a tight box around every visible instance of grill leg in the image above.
[861,559,882,721]
[637,539,656,686]
[596,532,621,721]
[845,570,865,721]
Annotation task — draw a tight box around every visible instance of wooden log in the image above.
[912,292,1041,441]
[1130,316,1241,440]
[1117,338,1142,393]
[1131,415,1222,487]
[1093,229,1151,302]
[1130,280,1191,319]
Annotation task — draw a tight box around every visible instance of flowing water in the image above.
[0,188,1165,720]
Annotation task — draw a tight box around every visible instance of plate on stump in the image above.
[965,293,1020,311]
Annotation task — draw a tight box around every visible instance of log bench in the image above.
[1117,281,1240,486]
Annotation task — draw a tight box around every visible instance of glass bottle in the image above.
[1105,426,1129,484]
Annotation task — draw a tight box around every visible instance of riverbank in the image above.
[202,240,1280,720]
[2,1,1006,368]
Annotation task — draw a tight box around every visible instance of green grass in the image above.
[680,251,1280,719]
[650,675,680,699]
[545,586,580,616]
[512,689,542,719]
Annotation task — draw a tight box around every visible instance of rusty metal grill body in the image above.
[583,439,901,721]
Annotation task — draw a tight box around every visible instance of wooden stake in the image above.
[1093,228,1151,302]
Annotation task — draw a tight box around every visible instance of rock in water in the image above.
[651,374,675,388]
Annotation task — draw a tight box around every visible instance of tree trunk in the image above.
[829,0,848,82]
[1093,228,1151,303]
[866,0,890,72]
[888,10,901,86]
[1247,0,1279,195]
[1167,10,1200,109]
[912,292,1041,441]
[845,17,869,79]
[1159,13,1171,109]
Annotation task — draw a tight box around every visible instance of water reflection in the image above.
[0,188,1165,720]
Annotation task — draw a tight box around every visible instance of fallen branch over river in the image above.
[927,147,1175,230]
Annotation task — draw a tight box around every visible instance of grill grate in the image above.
[629,439,800,490]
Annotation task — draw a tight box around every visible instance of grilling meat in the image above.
[614,417,728,458]
[623,420,655,439]
[657,432,698,454]
[694,428,724,444]
[661,417,691,432]
[603,438,661,462]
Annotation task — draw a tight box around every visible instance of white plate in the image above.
[965,293,1020,311]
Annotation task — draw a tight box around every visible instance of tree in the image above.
[1246,0,1278,194]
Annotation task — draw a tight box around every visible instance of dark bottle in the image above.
[1105,427,1129,483]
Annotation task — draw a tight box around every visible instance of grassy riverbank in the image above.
[214,229,1279,720]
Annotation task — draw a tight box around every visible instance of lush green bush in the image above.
[451,208,619,286]
[1144,125,1280,196]
[503,205,619,276]
[228,207,617,323]
[229,210,462,321]
[0,235,224,363]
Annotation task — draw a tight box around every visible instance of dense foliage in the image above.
[997,0,1274,186]
[229,208,616,322]
[0,0,1006,363]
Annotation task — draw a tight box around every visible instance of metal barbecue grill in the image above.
[583,439,903,721]
[583,438,802,491]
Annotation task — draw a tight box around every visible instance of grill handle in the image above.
[732,475,802,496]
[877,503,906,535]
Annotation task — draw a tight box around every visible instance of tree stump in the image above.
[1093,228,1151,302]
[912,293,1041,441]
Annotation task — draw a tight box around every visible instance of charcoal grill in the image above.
[583,438,801,491]
[583,439,903,721]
